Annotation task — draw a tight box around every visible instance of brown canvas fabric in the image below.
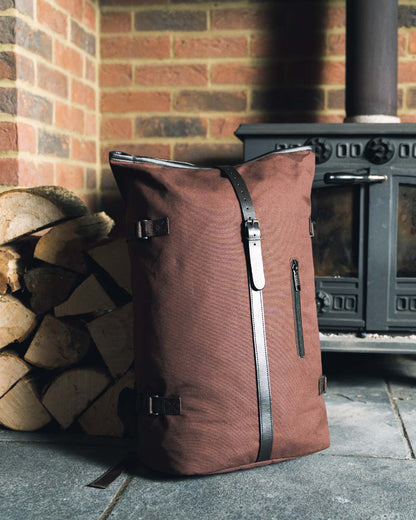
[110,149,330,476]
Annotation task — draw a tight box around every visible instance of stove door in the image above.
[311,181,365,330]
[387,177,416,330]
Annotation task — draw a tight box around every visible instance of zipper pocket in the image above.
[291,259,305,358]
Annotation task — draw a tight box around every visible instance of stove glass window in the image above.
[311,186,360,277]
[397,184,416,277]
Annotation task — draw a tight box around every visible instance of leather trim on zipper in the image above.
[291,259,305,358]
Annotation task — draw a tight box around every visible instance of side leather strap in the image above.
[138,394,181,416]
[219,165,273,462]
[134,217,170,240]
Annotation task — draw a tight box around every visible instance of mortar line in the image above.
[99,475,133,520]
[385,379,416,460]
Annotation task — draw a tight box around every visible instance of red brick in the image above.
[327,6,345,28]
[315,114,344,123]
[16,54,34,84]
[251,35,275,58]
[175,90,246,112]
[0,158,19,185]
[211,8,271,30]
[38,130,69,158]
[18,160,54,187]
[101,117,133,140]
[71,20,96,56]
[101,91,170,112]
[100,35,169,59]
[135,9,206,31]
[85,114,96,136]
[287,60,345,85]
[54,41,83,76]
[399,61,416,82]
[37,0,68,37]
[56,101,84,133]
[327,34,345,56]
[55,0,82,20]
[17,123,36,153]
[398,33,407,56]
[327,89,345,109]
[0,122,18,152]
[72,137,96,163]
[56,163,84,189]
[101,12,131,33]
[0,52,16,80]
[100,64,132,87]
[399,114,416,122]
[212,64,266,85]
[210,116,261,138]
[86,168,96,189]
[38,63,68,98]
[85,58,96,82]
[174,143,243,164]
[18,90,52,123]
[83,0,96,31]
[174,36,248,58]
[409,31,416,54]
[72,79,96,110]
[134,65,207,86]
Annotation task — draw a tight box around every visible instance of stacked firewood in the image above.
[0,186,135,437]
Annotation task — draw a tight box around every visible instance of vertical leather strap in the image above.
[219,165,273,462]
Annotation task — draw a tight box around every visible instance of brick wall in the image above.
[0,0,99,208]
[2,0,416,215]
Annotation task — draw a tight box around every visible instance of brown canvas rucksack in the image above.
[110,148,329,476]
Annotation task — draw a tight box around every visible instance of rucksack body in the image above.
[109,147,329,476]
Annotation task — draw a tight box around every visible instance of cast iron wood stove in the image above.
[236,0,416,353]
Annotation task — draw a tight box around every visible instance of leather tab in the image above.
[139,394,181,416]
[318,376,328,395]
[245,219,265,290]
[136,217,170,240]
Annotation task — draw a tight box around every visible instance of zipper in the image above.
[291,259,305,358]
[109,146,312,169]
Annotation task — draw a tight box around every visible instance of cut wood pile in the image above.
[0,186,135,438]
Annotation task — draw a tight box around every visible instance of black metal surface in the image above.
[236,123,416,347]
[345,0,398,118]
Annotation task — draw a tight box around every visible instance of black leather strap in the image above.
[219,165,273,462]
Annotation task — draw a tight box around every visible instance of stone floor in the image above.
[1,353,416,519]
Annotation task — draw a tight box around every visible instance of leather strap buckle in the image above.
[140,394,182,416]
[148,395,159,416]
[245,218,261,241]
[135,217,170,240]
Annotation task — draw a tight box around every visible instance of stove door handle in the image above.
[324,172,388,185]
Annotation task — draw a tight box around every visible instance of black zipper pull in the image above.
[291,259,301,292]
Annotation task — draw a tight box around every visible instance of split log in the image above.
[79,369,134,437]
[24,315,90,370]
[87,303,134,378]
[0,350,31,398]
[0,237,38,294]
[42,366,111,429]
[0,186,88,245]
[24,266,81,314]
[54,275,115,318]
[0,375,51,431]
[0,295,37,350]
[87,238,132,294]
[34,212,115,273]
